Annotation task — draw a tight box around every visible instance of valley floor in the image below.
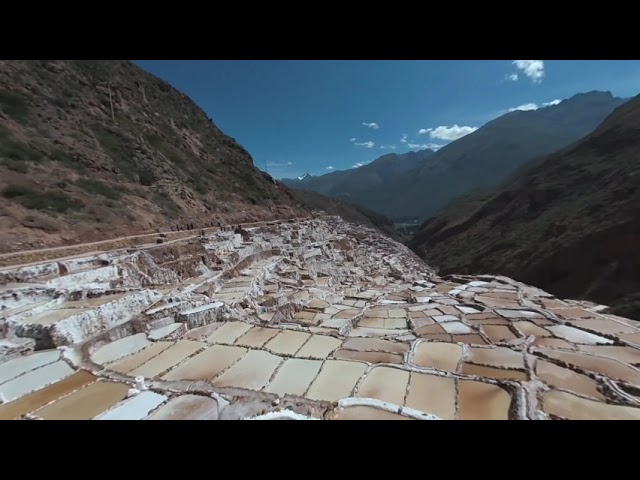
[1,217,639,420]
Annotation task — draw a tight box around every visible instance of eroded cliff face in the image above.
[410,95,640,320]
[0,60,303,253]
[2,216,639,420]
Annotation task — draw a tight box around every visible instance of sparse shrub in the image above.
[151,190,181,218]
[0,89,30,121]
[75,178,122,200]
[2,185,84,213]
[138,169,155,186]
[49,148,85,172]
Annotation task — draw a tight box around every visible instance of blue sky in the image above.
[134,60,640,179]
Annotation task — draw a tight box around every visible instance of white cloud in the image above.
[512,60,545,83]
[326,166,335,170]
[400,133,408,143]
[352,162,367,168]
[349,137,356,142]
[508,98,563,112]
[408,143,444,151]
[362,122,379,129]
[354,141,375,148]
[504,73,519,82]
[266,161,293,167]
[418,125,478,141]
[379,145,397,150]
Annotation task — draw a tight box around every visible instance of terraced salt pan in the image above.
[568,318,638,335]
[483,325,518,342]
[130,340,206,378]
[264,330,311,355]
[513,321,551,338]
[146,394,219,420]
[405,373,456,420]
[458,380,511,420]
[0,349,61,384]
[0,360,74,402]
[0,371,96,420]
[335,406,413,420]
[537,349,640,384]
[413,342,463,372]
[306,360,368,402]
[356,366,409,405]
[206,322,252,344]
[542,390,640,420]
[536,360,604,401]
[96,391,167,420]
[162,345,247,381]
[212,350,282,390]
[148,323,183,340]
[295,335,341,359]
[35,381,130,420]
[467,346,525,369]
[263,358,322,396]
[461,363,527,381]
[107,342,173,374]
[547,325,614,345]
[335,349,404,364]
[441,321,473,334]
[348,327,410,337]
[91,334,151,364]
[234,327,280,348]
[577,345,640,365]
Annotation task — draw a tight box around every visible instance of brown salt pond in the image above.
[212,350,283,390]
[334,406,413,420]
[568,318,638,335]
[334,349,404,364]
[263,358,322,396]
[233,327,280,348]
[405,373,456,420]
[483,325,518,343]
[577,345,640,365]
[531,337,576,350]
[162,345,247,381]
[461,363,527,381]
[413,342,462,372]
[536,349,640,384]
[457,380,511,420]
[467,346,525,369]
[130,340,206,378]
[305,360,367,402]
[512,321,551,338]
[355,366,409,405]
[542,390,640,420]
[107,341,173,374]
[535,360,604,401]
[0,370,96,420]
[264,330,311,355]
[146,395,219,420]
[295,335,342,359]
[451,334,488,345]
[34,381,130,420]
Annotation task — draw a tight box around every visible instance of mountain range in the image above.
[284,91,627,222]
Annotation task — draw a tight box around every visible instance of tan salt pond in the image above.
[129,340,206,378]
[483,325,518,343]
[355,366,409,405]
[405,373,456,420]
[264,330,311,355]
[577,345,640,365]
[162,345,247,381]
[467,346,525,369]
[206,322,252,344]
[212,350,283,390]
[305,360,367,402]
[568,318,638,335]
[234,327,280,348]
[34,381,130,420]
[107,341,173,374]
[536,360,604,400]
[334,406,413,420]
[0,370,96,420]
[451,334,487,345]
[542,390,640,420]
[531,337,576,350]
[263,358,322,396]
[413,342,463,372]
[458,380,511,420]
[335,349,404,364]
[295,335,342,359]
[146,395,219,420]
[513,321,551,338]
[0,360,74,403]
[461,363,527,381]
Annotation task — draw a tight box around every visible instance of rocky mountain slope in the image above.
[289,92,626,222]
[409,94,640,319]
[0,60,303,253]
[281,149,435,201]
